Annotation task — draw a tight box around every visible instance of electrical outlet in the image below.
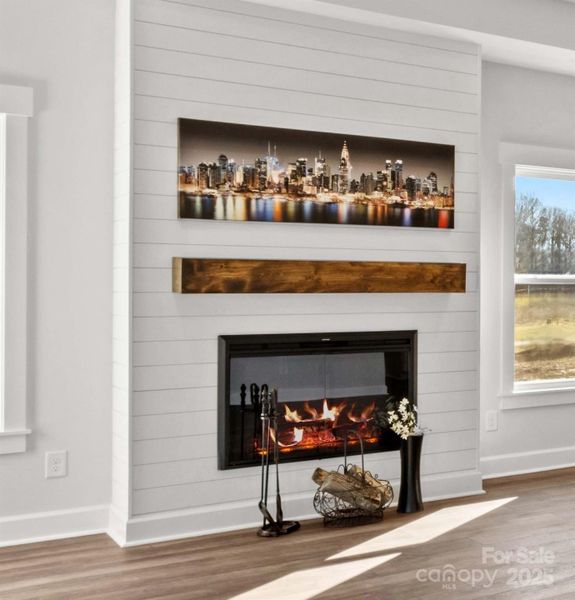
[45,451,68,478]
[485,410,498,432]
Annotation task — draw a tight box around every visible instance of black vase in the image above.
[397,433,424,513]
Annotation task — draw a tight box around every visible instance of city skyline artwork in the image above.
[178,118,455,229]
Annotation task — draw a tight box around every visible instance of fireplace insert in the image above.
[218,331,417,469]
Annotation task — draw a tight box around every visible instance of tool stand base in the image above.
[257,520,301,537]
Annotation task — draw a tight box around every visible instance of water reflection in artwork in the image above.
[180,193,454,229]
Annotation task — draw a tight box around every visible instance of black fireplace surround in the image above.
[218,331,417,470]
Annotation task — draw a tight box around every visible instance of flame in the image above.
[304,401,320,420]
[270,426,305,447]
[284,404,303,422]
[348,401,376,423]
[321,399,346,422]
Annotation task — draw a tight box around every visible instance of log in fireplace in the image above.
[218,331,417,470]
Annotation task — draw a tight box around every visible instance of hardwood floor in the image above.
[1,469,575,599]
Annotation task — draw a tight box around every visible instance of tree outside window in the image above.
[514,170,575,386]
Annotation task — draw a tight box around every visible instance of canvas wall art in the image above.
[178,118,455,229]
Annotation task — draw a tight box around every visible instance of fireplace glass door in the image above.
[219,331,416,469]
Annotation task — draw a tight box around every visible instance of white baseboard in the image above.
[480,445,575,479]
[0,471,487,548]
[122,470,485,547]
[107,504,128,547]
[0,504,109,548]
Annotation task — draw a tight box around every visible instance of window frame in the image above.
[0,84,32,453]
[499,142,575,410]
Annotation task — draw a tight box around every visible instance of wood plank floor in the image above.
[1,469,575,599]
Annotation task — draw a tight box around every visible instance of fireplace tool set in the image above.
[257,388,301,537]
[312,429,394,526]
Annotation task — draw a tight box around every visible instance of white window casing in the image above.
[499,142,575,410]
[0,84,32,453]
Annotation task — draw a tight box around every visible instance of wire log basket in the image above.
[312,429,394,527]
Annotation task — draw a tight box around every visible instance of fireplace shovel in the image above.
[257,388,300,538]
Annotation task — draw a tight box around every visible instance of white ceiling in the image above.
[247,0,575,77]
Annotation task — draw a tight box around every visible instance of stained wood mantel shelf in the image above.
[172,258,466,294]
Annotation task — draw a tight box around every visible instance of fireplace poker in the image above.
[239,383,247,460]
[271,389,284,526]
[250,382,260,439]
[257,388,300,538]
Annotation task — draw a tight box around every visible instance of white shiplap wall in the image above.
[125,0,482,541]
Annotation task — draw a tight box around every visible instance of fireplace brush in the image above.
[257,388,300,538]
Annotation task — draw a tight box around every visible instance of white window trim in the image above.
[0,84,32,453]
[498,142,575,410]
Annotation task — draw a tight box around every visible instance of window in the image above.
[0,84,32,453]
[514,166,575,392]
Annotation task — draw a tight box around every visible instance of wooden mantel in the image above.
[172,258,466,294]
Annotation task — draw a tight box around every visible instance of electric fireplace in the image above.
[218,331,417,469]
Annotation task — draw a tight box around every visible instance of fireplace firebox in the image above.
[218,331,417,470]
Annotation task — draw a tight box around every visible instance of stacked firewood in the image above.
[312,465,393,513]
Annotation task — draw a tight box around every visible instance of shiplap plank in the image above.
[133,433,217,465]
[132,448,476,514]
[132,219,479,253]
[133,386,217,416]
[419,371,478,394]
[134,2,479,77]
[135,71,478,134]
[419,331,478,353]
[133,429,475,490]
[415,390,478,414]
[143,0,478,55]
[133,363,217,391]
[132,312,478,342]
[133,410,216,440]
[132,242,479,270]
[134,45,479,116]
[134,95,479,153]
[131,331,477,369]
[132,292,478,319]
[133,339,217,368]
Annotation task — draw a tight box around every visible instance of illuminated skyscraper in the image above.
[422,178,431,197]
[427,171,438,193]
[331,173,339,191]
[226,160,236,184]
[255,158,267,190]
[208,162,222,188]
[197,162,209,189]
[314,153,326,176]
[296,157,307,179]
[393,160,403,190]
[385,160,393,191]
[405,175,417,201]
[338,140,351,193]
[265,142,280,185]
